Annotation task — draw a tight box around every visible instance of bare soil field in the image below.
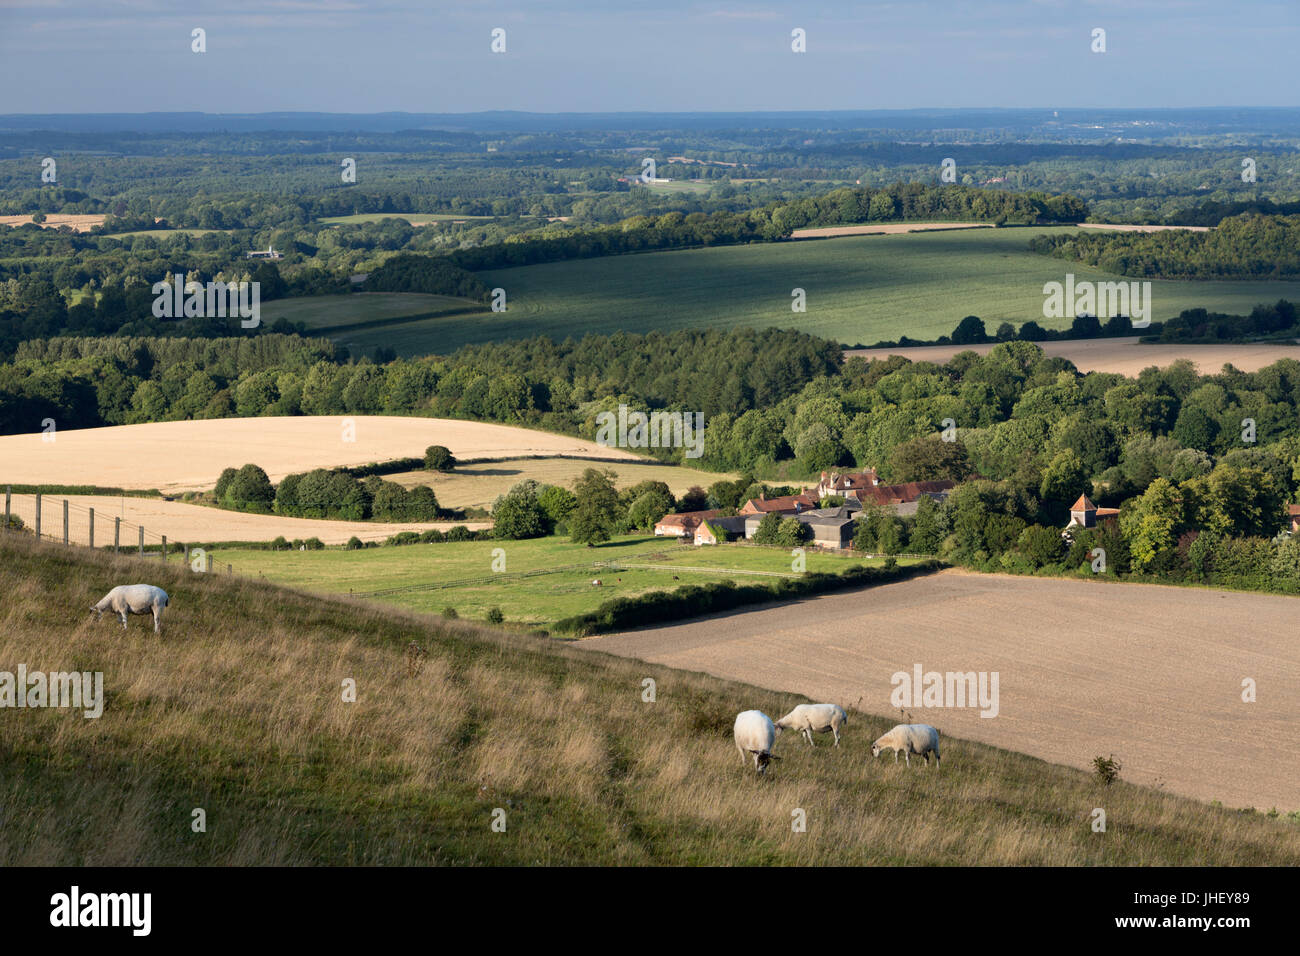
[791,222,992,238]
[584,569,1300,810]
[0,416,641,493]
[1078,223,1211,232]
[0,214,105,232]
[846,336,1300,375]
[5,493,489,547]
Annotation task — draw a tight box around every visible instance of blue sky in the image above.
[1,0,1296,114]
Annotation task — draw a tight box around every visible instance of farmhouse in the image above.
[693,516,747,546]
[816,469,878,500]
[1288,503,1300,534]
[1063,494,1121,532]
[739,491,818,515]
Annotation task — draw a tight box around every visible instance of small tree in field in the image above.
[424,445,455,472]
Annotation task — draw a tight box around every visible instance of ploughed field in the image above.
[586,569,1300,812]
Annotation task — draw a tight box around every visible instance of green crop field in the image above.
[212,534,896,626]
[262,292,491,352]
[260,227,1299,357]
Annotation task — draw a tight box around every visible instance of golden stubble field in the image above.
[0,416,641,493]
[847,337,1300,376]
[586,569,1300,812]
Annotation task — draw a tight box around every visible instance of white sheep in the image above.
[91,584,170,634]
[871,723,940,768]
[776,703,848,747]
[733,710,781,774]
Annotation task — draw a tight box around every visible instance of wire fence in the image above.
[1,486,232,574]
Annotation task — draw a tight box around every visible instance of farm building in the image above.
[848,480,955,515]
[653,510,719,538]
[739,491,818,515]
[742,511,855,549]
[693,516,747,546]
[1063,494,1121,531]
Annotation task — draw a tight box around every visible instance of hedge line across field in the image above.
[553,558,945,636]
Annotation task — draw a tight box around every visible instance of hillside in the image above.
[2,532,1297,865]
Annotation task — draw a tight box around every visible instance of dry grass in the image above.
[1,533,1296,865]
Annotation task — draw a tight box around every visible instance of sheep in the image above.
[91,584,169,634]
[733,710,781,775]
[870,723,940,768]
[776,703,848,747]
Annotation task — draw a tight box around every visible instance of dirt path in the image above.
[791,222,992,238]
[582,570,1300,810]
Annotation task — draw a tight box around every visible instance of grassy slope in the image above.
[2,533,1296,865]
[260,228,1298,356]
[212,534,901,626]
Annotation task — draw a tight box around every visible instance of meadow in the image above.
[3,532,1295,865]
[267,227,1299,356]
[212,534,900,626]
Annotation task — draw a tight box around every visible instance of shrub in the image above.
[486,606,504,624]
[419,529,445,544]
[424,445,456,472]
[441,606,458,619]
[304,537,325,550]
[345,536,363,550]
[445,525,474,542]
[270,535,290,551]
[1093,754,1122,786]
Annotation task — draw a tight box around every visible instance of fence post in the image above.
[162,535,167,562]
[138,526,144,557]
[114,517,120,554]
[35,493,41,540]
[63,499,69,545]
[3,485,9,533]
[227,564,232,575]
[181,544,188,570]
[88,507,94,549]
[206,553,213,574]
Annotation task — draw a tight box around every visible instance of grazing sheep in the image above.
[776,703,848,747]
[91,584,169,634]
[733,710,781,775]
[871,723,940,768]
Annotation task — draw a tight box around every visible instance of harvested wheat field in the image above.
[585,569,1300,811]
[0,213,106,232]
[1078,223,1211,232]
[4,494,489,546]
[791,221,992,239]
[847,336,1300,376]
[0,416,641,493]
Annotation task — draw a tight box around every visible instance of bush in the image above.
[1093,754,1123,786]
[304,537,325,550]
[441,606,458,619]
[445,525,474,542]
[419,529,445,544]
[388,531,421,546]
[345,536,363,550]
[270,535,290,551]
[424,445,456,472]
[486,606,505,624]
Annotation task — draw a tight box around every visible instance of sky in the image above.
[1,0,1297,115]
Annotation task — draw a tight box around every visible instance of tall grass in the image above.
[1,534,1296,865]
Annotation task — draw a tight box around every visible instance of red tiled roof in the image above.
[851,480,955,507]
[741,494,817,514]
[1070,494,1096,512]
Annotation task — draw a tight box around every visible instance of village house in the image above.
[693,515,747,545]
[739,490,818,515]
[1063,494,1121,533]
[1288,503,1300,534]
